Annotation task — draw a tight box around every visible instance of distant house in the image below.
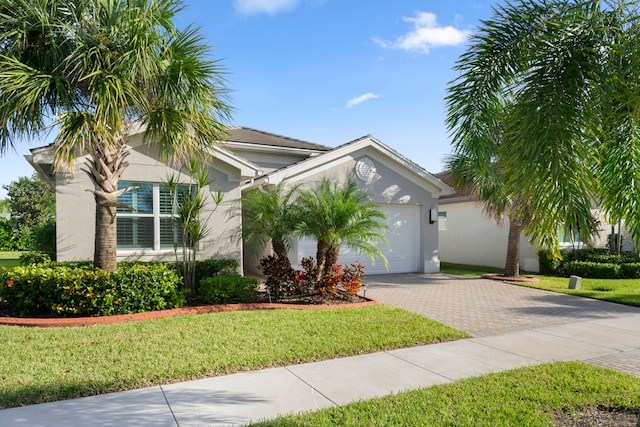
[435,172,626,273]
[27,127,452,275]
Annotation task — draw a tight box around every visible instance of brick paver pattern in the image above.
[365,273,640,375]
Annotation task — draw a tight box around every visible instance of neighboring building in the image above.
[436,172,625,273]
[27,127,452,275]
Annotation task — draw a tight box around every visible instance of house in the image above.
[26,127,452,275]
[436,172,625,273]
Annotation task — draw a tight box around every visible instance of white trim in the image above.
[253,136,453,196]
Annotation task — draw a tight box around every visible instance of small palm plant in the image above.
[296,179,389,278]
[231,182,302,269]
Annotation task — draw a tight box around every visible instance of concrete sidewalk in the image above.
[2,275,640,426]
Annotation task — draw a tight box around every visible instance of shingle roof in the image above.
[226,126,331,151]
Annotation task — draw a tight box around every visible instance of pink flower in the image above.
[6,280,14,287]
[114,300,119,305]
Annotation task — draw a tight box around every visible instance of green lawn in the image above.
[254,362,640,426]
[0,251,22,270]
[0,305,467,409]
[441,262,640,307]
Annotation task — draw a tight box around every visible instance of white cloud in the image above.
[346,93,380,109]
[233,0,300,16]
[373,11,470,54]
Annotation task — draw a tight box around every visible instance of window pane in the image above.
[160,217,183,248]
[117,217,154,249]
[160,184,193,214]
[118,182,153,214]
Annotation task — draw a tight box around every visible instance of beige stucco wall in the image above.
[55,145,242,265]
[438,199,540,272]
[438,201,620,273]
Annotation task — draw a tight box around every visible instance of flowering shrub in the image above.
[259,256,365,300]
[0,263,184,317]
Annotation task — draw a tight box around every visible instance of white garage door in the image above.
[294,204,421,275]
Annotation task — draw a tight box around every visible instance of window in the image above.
[558,228,583,245]
[117,182,190,250]
[438,211,447,231]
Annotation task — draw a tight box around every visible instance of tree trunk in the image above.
[324,245,340,276]
[86,143,129,272]
[272,239,291,268]
[316,240,329,280]
[504,217,521,277]
[94,201,117,271]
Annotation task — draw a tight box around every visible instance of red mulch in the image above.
[0,297,379,328]
[482,274,540,283]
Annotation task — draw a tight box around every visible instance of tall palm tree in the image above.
[446,0,640,256]
[231,182,302,268]
[0,0,230,271]
[296,179,388,277]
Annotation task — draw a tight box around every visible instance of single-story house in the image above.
[27,127,453,275]
[436,172,630,272]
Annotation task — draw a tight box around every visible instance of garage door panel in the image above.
[294,205,420,275]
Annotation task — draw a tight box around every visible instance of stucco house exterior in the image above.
[436,173,623,273]
[27,127,452,275]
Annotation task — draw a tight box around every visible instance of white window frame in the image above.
[116,182,186,254]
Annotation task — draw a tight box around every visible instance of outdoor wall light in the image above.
[429,207,438,224]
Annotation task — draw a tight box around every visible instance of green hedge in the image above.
[199,274,259,304]
[563,261,621,279]
[1,263,184,317]
[538,248,640,278]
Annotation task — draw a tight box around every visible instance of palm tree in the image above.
[445,0,640,257]
[231,182,302,268]
[0,0,230,271]
[296,179,388,277]
[447,154,530,277]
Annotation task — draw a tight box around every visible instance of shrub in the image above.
[537,249,561,274]
[19,251,51,266]
[199,274,259,304]
[620,263,640,279]
[259,256,365,300]
[564,261,621,279]
[1,263,184,317]
[194,258,239,287]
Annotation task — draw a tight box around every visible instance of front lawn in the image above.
[0,305,467,409]
[441,262,640,307]
[254,362,640,426]
[0,251,22,270]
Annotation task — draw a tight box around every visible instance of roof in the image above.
[247,135,454,197]
[226,126,331,152]
[434,170,477,203]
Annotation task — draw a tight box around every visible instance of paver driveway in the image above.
[364,273,640,337]
[365,273,640,376]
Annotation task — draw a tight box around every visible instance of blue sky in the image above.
[0,0,495,198]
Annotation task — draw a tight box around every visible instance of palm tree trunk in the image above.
[324,246,340,276]
[504,216,521,277]
[316,240,329,280]
[94,202,117,271]
[272,239,291,268]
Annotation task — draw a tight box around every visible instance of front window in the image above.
[117,182,190,250]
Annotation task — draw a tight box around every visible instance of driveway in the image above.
[365,273,640,376]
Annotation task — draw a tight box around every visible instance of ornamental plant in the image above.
[259,256,364,300]
[1,263,184,317]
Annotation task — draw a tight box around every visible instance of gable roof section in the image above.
[225,126,331,152]
[248,135,454,197]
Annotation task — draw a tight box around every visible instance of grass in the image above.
[441,262,640,307]
[0,305,467,409]
[0,251,22,270]
[253,362,640,426]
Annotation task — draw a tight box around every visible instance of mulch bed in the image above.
[0,293,377,328]
[482,273,540,283]
[554,406,640,427]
